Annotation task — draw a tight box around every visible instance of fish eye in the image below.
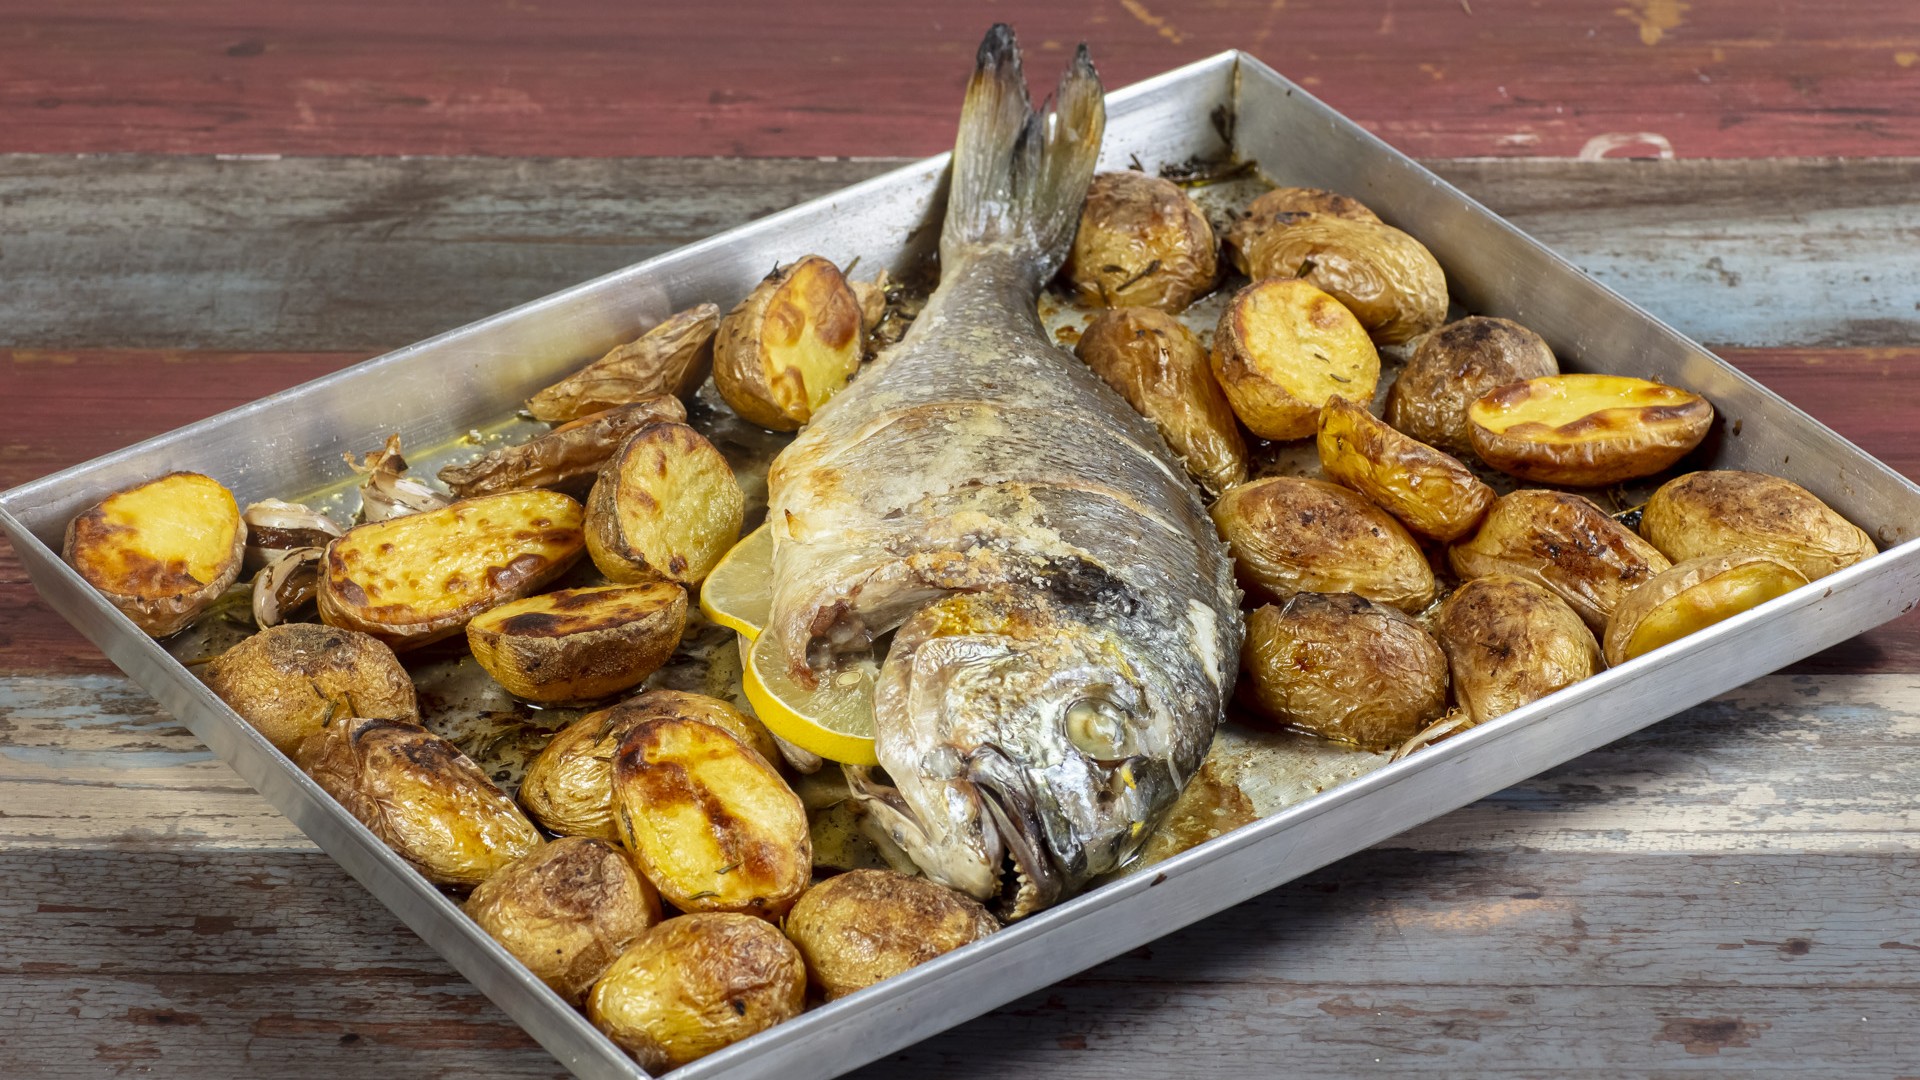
[1065,697,1128,761]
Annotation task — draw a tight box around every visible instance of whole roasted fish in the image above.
[763,25,1242,917]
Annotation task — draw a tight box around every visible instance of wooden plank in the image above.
[3,156,1916,351]
[2,1,1917,160]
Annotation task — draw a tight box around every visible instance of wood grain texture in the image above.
[3,0,1918,159]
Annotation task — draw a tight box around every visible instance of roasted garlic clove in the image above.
[242,499,343,571]
[345,434,451,523]
[251,546,324,628]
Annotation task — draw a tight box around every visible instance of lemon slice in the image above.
[740,630,880,766]
[698,524,773,640]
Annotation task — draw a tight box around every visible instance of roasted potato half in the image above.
[1210,278,1380,440]
[1640,470,1878,582]
[1062,171,1218,313]
[1468,374,1715,486]
[713,256,865,431]
[1238,592,1449,751]
[1210,476,1435,612]
[527,304,720,423]
[585,422,744,587]
[467,582,687,704]
[317,489,585,650]
[1603,553,1808,667]
[1434,575,1602,724]
[204,623,418,755]
[1225,187,1381,261]
[784,869,999,1000]
[465,837,662,1005]
[617,688,782,773]
[587,913,805,1072]
[1386,316,1559,457]
[439,396,688,498]
[1233,212,1447,345]
[1449,489,1671,631]
[1075,307,1248,495]
[296,718,542,889]
[611,716,810,916]
[64,471,247,637]
[1316,395,1495,542]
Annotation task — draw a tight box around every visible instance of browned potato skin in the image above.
[1062,171,1218,313]
[1467,375,1715,486]
[615,688,782,773]
[784,869,998,1000]
[1316,395,1495,542]
[204,623,418,755]
[1449,489,1672,631]
[1602,553,1809,668]
[1640,470,1878,581]
[466,582,687,704]
[1210,278,1381,440]
[585,422,745,587]
[1225,186,1381,262]
[1433,575,1601,724]
[1238,593,1449,751]
[465,837,662,1005]
[1234,212,1448,345]
[64,471,248,637]
[296,718,541,889]
[1075,307,1248,496]
[519,706,649,841]
[1387,317,1559,457]
[527,304,719,423]
[438,396,688,498]
[713,256,864,432]
[1210,477,1436,612]
[586,913,805,1072]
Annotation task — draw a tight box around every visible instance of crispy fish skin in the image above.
[762,26,1241,917]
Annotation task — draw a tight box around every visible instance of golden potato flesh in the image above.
[616,688,782,773]
[518,705,648,841]
[587,913,805,1072]
[296,717,542,889]
[1450,489,1671,631]
[1075,307,1247,496]
[1316,395,1495,542]
[585,422,744,587]
[64,471,247,637]
[527,303,720,423]
[1234,212,1448,345]
[1602,553,1808,667]
[1433,575,1601,724]
[465,836,662,1005]
[1640,470,1878,582]
[1238,592,1449,751]
[1210,476,1435,612]
[784,869,998,1001]
[317,489,585,650]
[1387,316,1559,457]
[204,623,418,755]
[1062,171,1218,313]
[438,396,688,499]
[1468,374,1715,486]
[714,256,864,431]
[612,716,810,916]
[467,582,687,704]
[1225,187,1381,264]
[1210,278,1380,440]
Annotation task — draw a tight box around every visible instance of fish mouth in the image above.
[970,752,1062,919]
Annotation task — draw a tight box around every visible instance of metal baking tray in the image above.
[6,50,1919,1080]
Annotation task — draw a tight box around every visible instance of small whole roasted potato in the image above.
[519,705,648,841]
[1603,553,1808,667]
[1232,212,1448,345]
[1316,395,1495,542]
[317,489,585,650]
[1210,476,1435,612]
[587,913,805,1072]
[1062,171,1218,312]
[1237,592,1449,750]
[527,304,720,423]
[1210,278,1380,440]
[204,623,418,755]
[1640,470,1878,581]
[64,471,247,637]
[438,396,688,499]
[713,256,865,431]
[612,715,810,916]
[467,582,687,704]
[1075,307,1248,495]
[296,718,542,888]
[1468,373,1715,486]
[783,869,999,1000]
[585,422,744,586]
[1450,489,1671,631]
[1433,575,1602,724]
[1225,187,1380,262]
[1387,316,1559,456]
[465,837,662,1004]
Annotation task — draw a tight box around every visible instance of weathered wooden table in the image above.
[4,2,1918,1075]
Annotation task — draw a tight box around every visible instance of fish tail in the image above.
[940,24,1105,280]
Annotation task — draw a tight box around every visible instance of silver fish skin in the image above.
[762,25,1242,917]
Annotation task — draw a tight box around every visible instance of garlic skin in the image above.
[345,435,452,523]
[242,499,344,571]
[252,546,324,628]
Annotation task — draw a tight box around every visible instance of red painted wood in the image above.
[3,1,1917,160]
